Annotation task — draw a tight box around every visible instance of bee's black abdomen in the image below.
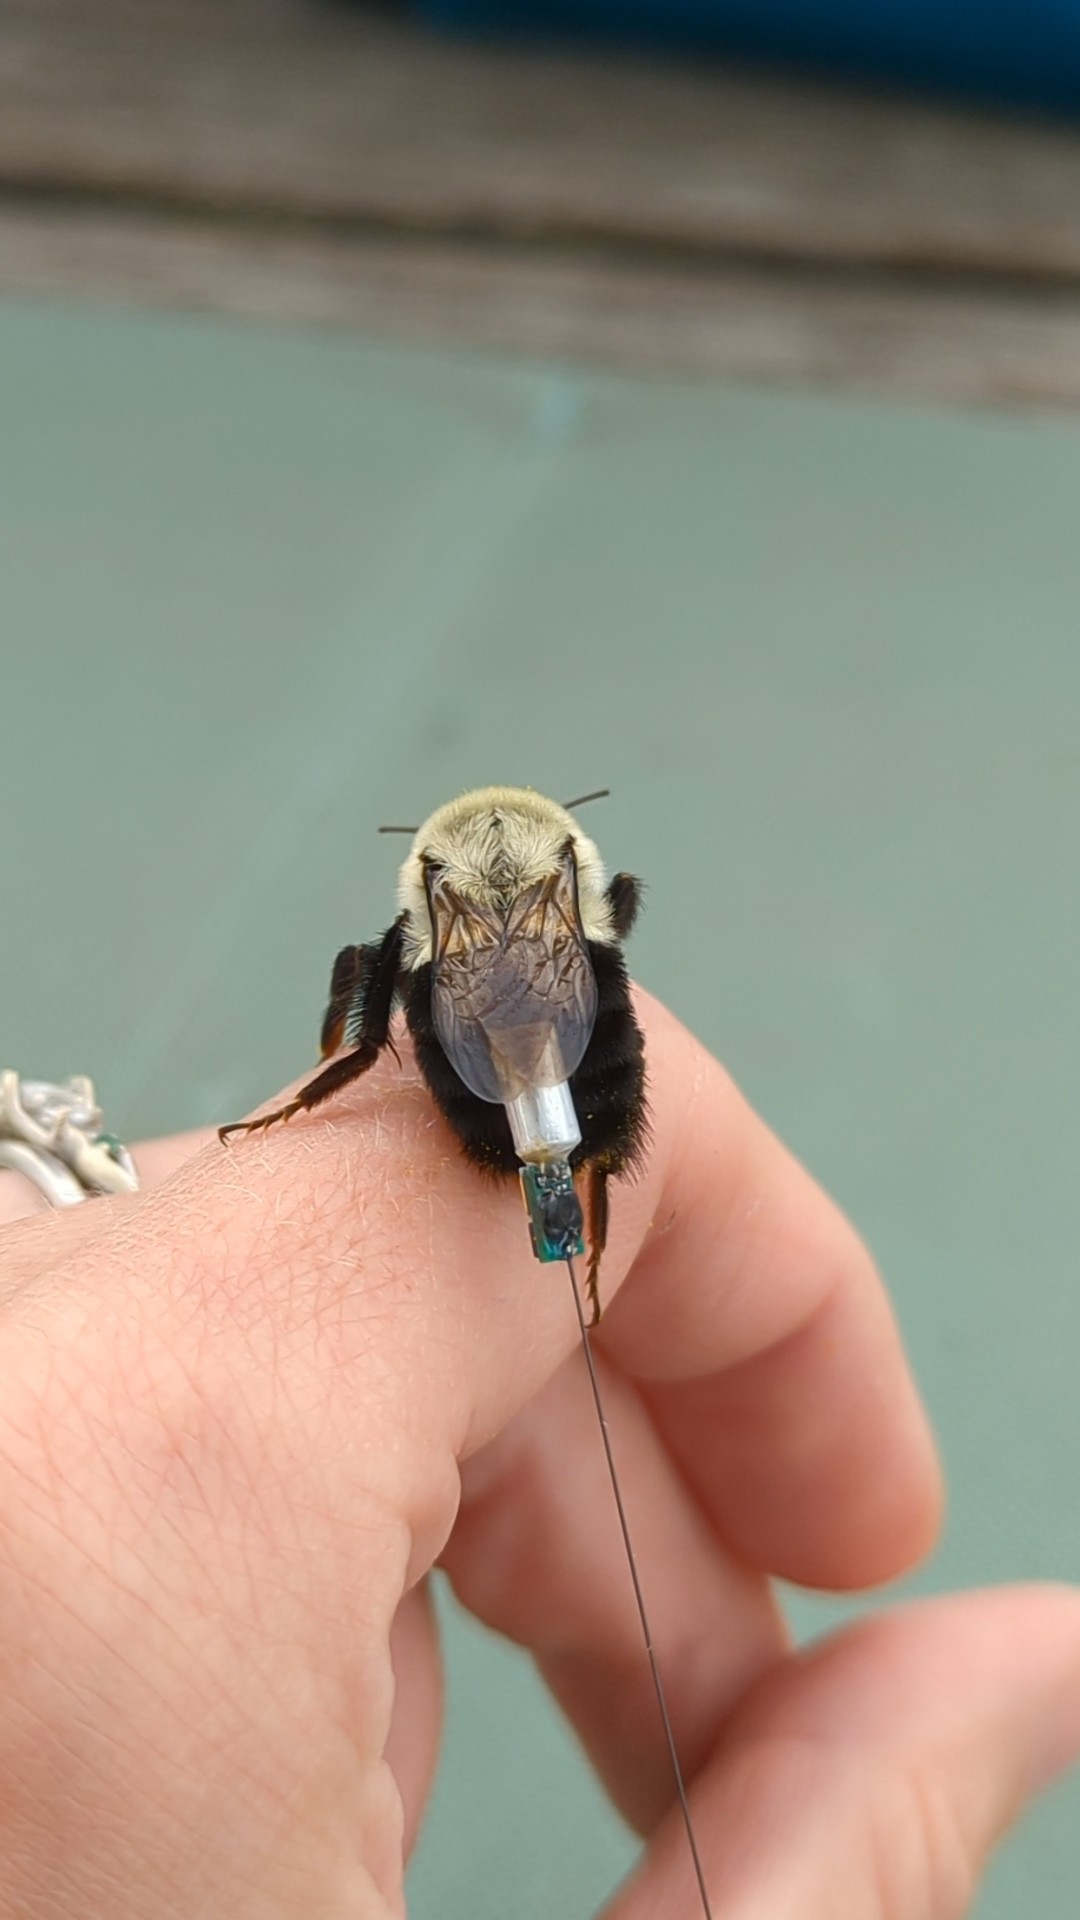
[569,942,647,1174]
[402,943,645,1181]
[403,964,520,1174]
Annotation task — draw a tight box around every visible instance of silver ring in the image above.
[0,1073,139,1208]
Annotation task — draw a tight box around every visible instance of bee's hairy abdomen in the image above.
[402,944,646,1179]
[403,965,520,1175]
[568,942,648,1175]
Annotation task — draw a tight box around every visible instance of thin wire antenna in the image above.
[563,788,611,811]
[564,1255,715,1920]
[377,824,419,835]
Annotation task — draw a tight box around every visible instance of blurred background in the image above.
[2,2,1080,1914]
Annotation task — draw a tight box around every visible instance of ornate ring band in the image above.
[0,1073,139,1208]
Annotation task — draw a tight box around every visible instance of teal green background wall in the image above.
[1,298,1078,1913]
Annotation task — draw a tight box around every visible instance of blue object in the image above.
[519,1163,585,1263]
[419,0,1080,114]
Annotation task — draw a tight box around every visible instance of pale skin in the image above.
[0,991,1078,1918]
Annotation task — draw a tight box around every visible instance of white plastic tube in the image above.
[504,1079,581,1163]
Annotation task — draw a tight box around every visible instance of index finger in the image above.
[603,991,942,1590]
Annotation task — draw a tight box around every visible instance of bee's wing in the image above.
[429,856,598,1106]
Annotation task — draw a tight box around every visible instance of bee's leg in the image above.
[572,939,647,1322]
[606,872,643,940]
[220,1045,382,1140]
[319,945,365,1059]
[220,916,406,1142]
[580,1160,611,1326]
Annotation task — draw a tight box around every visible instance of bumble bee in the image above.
[221,786,647,1320]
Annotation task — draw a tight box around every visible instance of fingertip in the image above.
[809,1286,947,1590]
[606,1584,1080,1920]
[785,1581,1080,1802]
[991,1582,1080,1790]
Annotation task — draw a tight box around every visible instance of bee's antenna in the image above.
[377,825,419,835]
[563,788,610,811]
[564,1254,715,1920]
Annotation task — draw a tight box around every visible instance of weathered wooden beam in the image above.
[5,0,1080,405]
[5,0,1080,278]
[5,203,1080,410]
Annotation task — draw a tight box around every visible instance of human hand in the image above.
[0,993,1077,1919]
